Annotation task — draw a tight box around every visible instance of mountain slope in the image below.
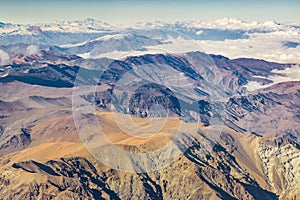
[0,116,299,199]
[0,49,299,199]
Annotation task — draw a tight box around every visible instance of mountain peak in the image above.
[0,22,6,28]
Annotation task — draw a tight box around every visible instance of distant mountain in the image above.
[0,18,113,35]
[63,33,163,57]
[1,18,299,63]
[0,22,5,28]
[0,18,289,35]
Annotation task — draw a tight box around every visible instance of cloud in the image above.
[87,29,300,64]
[26,45,40,56]
[0,49,10,65]
[245,65,300,91]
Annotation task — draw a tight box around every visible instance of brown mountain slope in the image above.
[0,112,299,200]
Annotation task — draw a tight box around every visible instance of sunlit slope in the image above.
[0,111,299,199]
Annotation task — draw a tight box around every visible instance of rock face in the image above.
[0,129,299,200]
[257,135,300,199]
[226,85,300,136]
[0,128,31,156]
[0,126,4,137]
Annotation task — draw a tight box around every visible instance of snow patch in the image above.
[60,33,134,48]
[77,53,91,59]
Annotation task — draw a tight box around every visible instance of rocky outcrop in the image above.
[0,128,31,156]
[2,130,295,200]
[257,135,300,200]
[226,84,300,137]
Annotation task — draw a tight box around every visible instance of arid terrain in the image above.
[0,19,300,199]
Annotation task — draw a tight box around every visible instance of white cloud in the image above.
[197,29,300,64]
[80,22,300,64]
[26,45,40,55]
[245,65,300,91]
[0,49,10,65]
[88,32,300,64]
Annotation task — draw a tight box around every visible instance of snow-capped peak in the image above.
[60,33,139,48]
[0,18,297,36]
[0,22,6,28]
[0,18,115,36]
[41,18,114,32]
[96,33,136,41]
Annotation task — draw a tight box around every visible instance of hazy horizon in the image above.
[0,0,299,24]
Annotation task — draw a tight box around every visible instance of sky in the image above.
[0,0,299,24]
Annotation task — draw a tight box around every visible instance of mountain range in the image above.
[0,18,299,63]
[0,19,299,200]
